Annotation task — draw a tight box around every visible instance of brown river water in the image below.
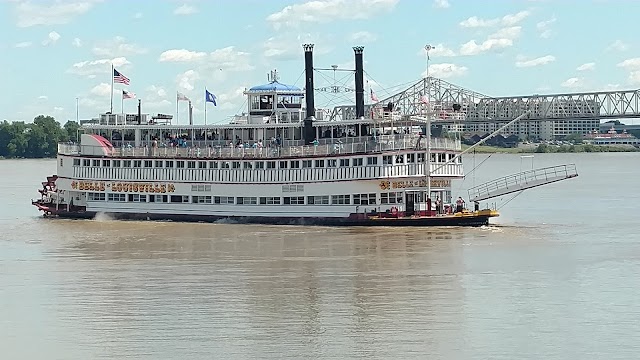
[1,153,639,359]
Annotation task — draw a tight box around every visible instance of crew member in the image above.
[455,197,465,213]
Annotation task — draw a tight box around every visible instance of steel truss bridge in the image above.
[329,77,640,123]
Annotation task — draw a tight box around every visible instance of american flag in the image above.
[113,68,130,85]
[122,90,136,99]
[370,88,379,102]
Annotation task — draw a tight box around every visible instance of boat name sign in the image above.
[379,179,451,190]
[72,181,176,193]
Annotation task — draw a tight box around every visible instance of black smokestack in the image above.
[137,99,142,124]
[303,43,315,144]
[353,46,365,119]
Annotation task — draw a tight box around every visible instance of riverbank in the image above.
[463,143,640,154]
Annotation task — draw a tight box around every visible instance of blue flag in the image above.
[205,89,217,106]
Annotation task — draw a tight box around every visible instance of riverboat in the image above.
[32,45,577,226]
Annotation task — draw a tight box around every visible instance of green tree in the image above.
[63,120,81,142]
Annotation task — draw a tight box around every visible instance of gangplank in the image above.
[467,164,579,202]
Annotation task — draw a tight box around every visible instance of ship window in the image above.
[92,159,100,167]
[290,160,300,168]
[151,195,166,203]
[282,184,304,192]
[259,197,281,205]
[302,160,312,168]
[353,193,376,205]
[123,160,132,167]
[417,153,425,163]
[112,160,121,167]
[187,161,196,169]
[327,159,337,167]
[279,161,288,169]
[144,160,153,168]
[339,159,350,167]
[166,160,174,168]
[243,162,252,169]
[107,193,126,202]
[232,161,240,169]
[353,158,363,166]
[73,158,80,166]
[214,196,234,204]
[82,159,90,166]
[192,195,212,204]
[102,160,111,167]
[266,161,276,169]
[221,162,230,169]
[170,195,189,203]
[381,192,402,204]
[382,155,393,165]
[331,195,350,205]
[307,195,329,205]
[314,159,325,168]
[191,184,212,192]
[255,161,264,169]
[406,153,415,163]
[155,160,163,167]
[284,196,304,205]
[236,197,257,205]
[133,160,142,168]
[88,192,105,201]
[395,155,404,164]
[176,161,185,168]
[128,194,147,202]
[198,161,206,169]
[367,156,378,165]
[209,161,218,169]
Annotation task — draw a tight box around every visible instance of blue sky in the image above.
[1,0,639,125]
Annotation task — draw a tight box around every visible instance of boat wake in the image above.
[93,212,114,222]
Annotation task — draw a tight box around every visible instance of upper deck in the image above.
[59,133,461,159]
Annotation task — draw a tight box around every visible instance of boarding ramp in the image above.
[468,164,578,202]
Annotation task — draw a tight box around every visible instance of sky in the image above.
[1,0,639,125]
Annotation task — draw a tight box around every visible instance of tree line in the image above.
[0,115,80,158]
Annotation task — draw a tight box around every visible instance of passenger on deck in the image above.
[435,197,442,214]
[455,197,465,213]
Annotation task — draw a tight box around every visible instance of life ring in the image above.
[391,206,398,216]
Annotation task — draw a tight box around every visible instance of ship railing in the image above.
[467,164,579,202]
[59,137,461,158]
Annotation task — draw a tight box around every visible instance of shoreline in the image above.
[463,144,640,154]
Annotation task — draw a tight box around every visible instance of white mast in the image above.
[424,44,433,204]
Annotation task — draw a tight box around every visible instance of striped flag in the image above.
[122,90,136,99]
[370,88,379,102]
[113,68,130,85]
[177,91,190,101]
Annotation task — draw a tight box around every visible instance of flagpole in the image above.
[176,92,179,125]
[121,91,124,114]
[110,63,114,113]
[204,87,207,125]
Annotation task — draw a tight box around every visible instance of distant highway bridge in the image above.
[329,77,640,124]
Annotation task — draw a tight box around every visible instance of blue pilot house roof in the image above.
[248,81,303,95]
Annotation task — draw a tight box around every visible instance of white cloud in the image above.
[603,84,620,91]
[489,26,521,41]
[42,31,61,46]
[459,10,530,28]
[93,36,147,56]
[349,31,377,44]
[422,63,468,79]
[536,17,556,38]
[68,57,130,76]
[133,12,143,19]
[267,0,399,29]
[417,44,456,57]
[38,95,48,100]
[174,4,197,15]
[607,40,628,52]
[72,37,82,47]
[142,85,172,111]
[11,0,103,27]
[90,83,112,97]
[159,49,207,62]
[561,77,583,89]
[176,70,200,91]
[459,38,512,56]
[262,33,332,61]
[53,106,64,112]
[14,41,32,48]
[515,55,555,67]
[576,62,595,71]
[617,58,640,85]
[158,46,254,71]
[433,0,450,8]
